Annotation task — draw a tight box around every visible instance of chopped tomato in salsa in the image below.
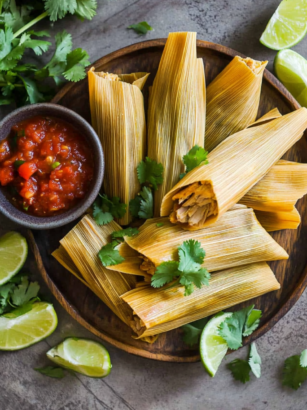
[0,116,94,216]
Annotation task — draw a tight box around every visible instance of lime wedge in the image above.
[260,0,307,50]
[47,338,112,378]
[274,49,307,106]
[0,231,28,285]
[0,302,57,351]
[199,312,232,377]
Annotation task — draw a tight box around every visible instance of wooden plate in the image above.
[29,39,307,362]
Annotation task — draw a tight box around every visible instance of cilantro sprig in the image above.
[35,366,66,379]
[181,318,208,347]
[180,145,208,179]
[0,1,97,106]
[130,158,164,220]
[151,239,210,296]
[282,350,307,390]
[93,194,127,226]
[227,342,262,384]
[128,22,153,35]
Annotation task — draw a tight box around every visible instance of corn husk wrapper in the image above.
[121,262,280,337]
[240,160,307,213]
[88,69,149,224]
[206,56,267,152]
[147,32,206,216]
[55,215,137,325]
[247,107,281,127]
[121,207,287,275]
[255,208,301,232]
[161,108,307,230]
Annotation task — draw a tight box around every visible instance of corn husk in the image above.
[247,107,281,127]
[161,108,307,230]
[205,56,267,152]
[56,215,137,325]
[88,69,149,224]
[240,160,307,212]
[255,208,301,232]
[121,262,280,337]
[147,32,206,216]
[53,245,88,287]
[121,207,287,275]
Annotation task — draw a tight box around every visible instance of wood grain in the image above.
[29,39,307,362]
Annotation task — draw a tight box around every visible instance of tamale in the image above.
[121,262,280,337]
[53,245,88,287]
[88,69,149,224]
[240,160,307,212]
[58,215,136,325]
[255,208,301,232]
[122,207,287,275]
[147,32,206,216]
[206,56,267,151]
[161,108,307,230]
[247,107,281,127]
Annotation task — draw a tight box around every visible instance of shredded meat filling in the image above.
[241,57,265,75]
[170,182,218,227]
[96,72,120,81]
[130,314,146,336]
[140,256,156,275]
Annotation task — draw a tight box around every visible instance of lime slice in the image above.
[0,302,57,351]
[274,49,307,106]
[0,231,28,285]
[200,312,232,377]
[260,0,307,50]
[47,338,112,378]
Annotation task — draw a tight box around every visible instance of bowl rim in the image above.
[0,102,104,229]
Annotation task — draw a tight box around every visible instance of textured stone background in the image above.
[1,1,307,409]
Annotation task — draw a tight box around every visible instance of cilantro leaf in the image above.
[75,0,97,20]
[282,354,307,390]
[11,276,40,306]
[180,145,208,179]
[111,227,139,240]
[178,240,206,272]
[249,342,261,378]
[129,195,142,218]
[137,157,163,190]
[93,194,126,225]
[35,366,66,379]
[3,300,34,318]
[44,0,97,21]
[156,222,164,227]
[0,281,16,314]
[63,48,90,82]
[128,21,153,35]
[151,261,180,288]
[227,359,251,384]
[243,308,262,337]
[98,241,125,267]
[138,186,153,219]
[219,305,254,350]
[181,318,208,346]
[179,267,210,290]
[18,75,45,104]
[0,26,13,60]
[300,350,307,367]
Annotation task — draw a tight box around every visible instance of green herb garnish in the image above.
[98,241,125,267]
[35,366,66,379]
[227,342,261,384]
[181,318,209,346]
[180,145,208,179]
[137,157,163,191]
[129,186,153,220]
[93,194,126,226]
[156,222,164,228]
[127,21,153,35]
[51,161,61,169]
[111,227,139,241]
[13,159,25,169]
[282,350,307,390]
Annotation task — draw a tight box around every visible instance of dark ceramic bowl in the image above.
[0,103,104,229]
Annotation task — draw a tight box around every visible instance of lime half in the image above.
[275,49,307,106]
[200,312,232,377]
[260,0,307,50]
[0,302,57,351]
[47,338,112,378]
[0,231,28,285]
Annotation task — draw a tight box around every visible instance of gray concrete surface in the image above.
[1,1,307,409]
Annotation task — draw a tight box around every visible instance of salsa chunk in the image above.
[0,116,94,216]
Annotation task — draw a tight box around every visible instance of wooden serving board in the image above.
[29,40,307,362]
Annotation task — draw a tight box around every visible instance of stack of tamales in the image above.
[52,31,307,343]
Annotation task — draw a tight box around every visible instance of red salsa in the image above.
[0,116,94,216]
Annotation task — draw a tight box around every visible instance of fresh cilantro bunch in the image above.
[130,157,164,220]
[151,239,210,296]
[98,227,139,267]
[282,349,307,390]
[0,0,97,106]
[180,145,208,179]
[218,305,262,350]
[227,342,262,383]
[93,194,127,226]
[0,272,40,318]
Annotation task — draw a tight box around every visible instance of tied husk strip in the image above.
[121,262,280,337]
[255,208,301,232]
[161,108,307,230]
[123,207,288,275]
[239,160,307,213]
[59,215,136,325]
[147,32,206,216]
[88,68,149,225]
[206,56,267,152]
